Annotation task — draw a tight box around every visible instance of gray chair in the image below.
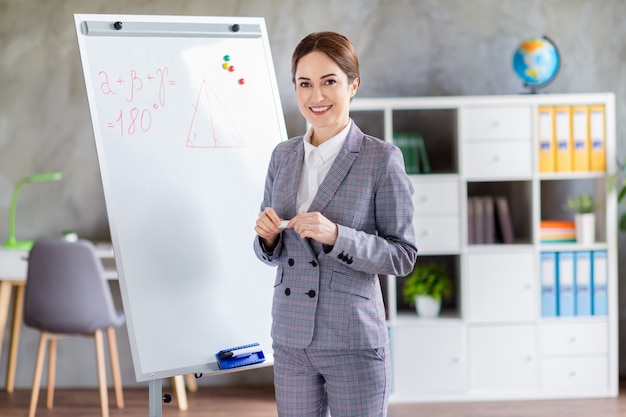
[23,239,125,417]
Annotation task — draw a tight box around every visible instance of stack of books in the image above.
[540,220,576,243]
[467,196,515,244]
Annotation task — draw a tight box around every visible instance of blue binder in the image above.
[540,252,557,317]
[574,251,592,316]
[592,250,608,316]
[216,343,265,370]
[557,252,575,317]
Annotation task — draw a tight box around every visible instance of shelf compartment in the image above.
[392,108,458,174]
[540,177,608,244]
[395,254,461,319]
[349,109,385,139]
[467,180,532,245]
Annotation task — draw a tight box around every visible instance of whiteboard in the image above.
[74,14,286,381]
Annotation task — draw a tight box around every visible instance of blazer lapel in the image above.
[308,123,362,214]
[277,140,305,220]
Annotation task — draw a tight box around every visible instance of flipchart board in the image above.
[74,14,286,381]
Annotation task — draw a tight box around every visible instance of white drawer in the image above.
[541,356,608,392]
[411,179,459,215]
[464,141,532,177]
[462,106,532,140]
[413,216,460,252]
[540,322,608,356]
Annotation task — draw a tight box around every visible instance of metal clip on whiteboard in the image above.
[216,343,265,370]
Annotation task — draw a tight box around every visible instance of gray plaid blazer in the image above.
[254,122,418,350]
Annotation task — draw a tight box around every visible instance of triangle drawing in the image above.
[186,79,245,148]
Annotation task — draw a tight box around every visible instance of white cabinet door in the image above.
[464,141,532,178]
[394,324,466,396]
[411,179,459,215]
[469,324,536,392]
[467,252,535,322]
[413,216,460,252]
[461,105,532,140]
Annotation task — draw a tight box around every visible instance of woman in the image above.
[253,31,417,417]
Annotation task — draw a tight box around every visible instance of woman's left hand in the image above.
[288,212,338,245]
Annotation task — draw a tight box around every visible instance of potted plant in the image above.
[565,193,596,244]
[402,262,453,318]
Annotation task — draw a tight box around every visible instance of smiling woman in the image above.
[253,31,418,417]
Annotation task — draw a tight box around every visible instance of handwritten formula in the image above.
[97,67,176,138]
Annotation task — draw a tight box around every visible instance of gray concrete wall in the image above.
[1,0,625,389]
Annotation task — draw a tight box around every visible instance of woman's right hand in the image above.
[255,207,285,249]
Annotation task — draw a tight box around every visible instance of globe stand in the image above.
[522,84,541,94]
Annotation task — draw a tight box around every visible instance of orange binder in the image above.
[571,106,590,171]
[589,105,606,171]
[554,106,572,172]
[538,106,556,173]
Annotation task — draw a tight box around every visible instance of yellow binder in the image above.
[538,106,556,173]
[589,105,606,171]
[571,105,590,171]
[554,106,573,172]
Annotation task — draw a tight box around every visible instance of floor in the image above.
[1,384,625,417]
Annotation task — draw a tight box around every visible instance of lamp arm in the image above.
[7,178,27,245]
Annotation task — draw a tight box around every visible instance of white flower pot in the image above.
[575,213,595,245]
[414,295,441,318]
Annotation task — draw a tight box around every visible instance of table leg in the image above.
[0,281,13,390]
[172,375,188,411]
[6,282,25,392]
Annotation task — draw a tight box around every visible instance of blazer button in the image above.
[306,290,316,298]
[309,260,318,267]
[338,251,345,261]
[288,258,295,266]
[285,288,291,296]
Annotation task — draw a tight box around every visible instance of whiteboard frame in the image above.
[74,14,287,381]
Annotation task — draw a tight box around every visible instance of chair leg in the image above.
[94,329,109,417]
[106,326,124,409]
[29,332,49,417]
[46,337,57,409]
[185,373,198,392]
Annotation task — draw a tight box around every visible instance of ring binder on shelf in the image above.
[216,343,265,370]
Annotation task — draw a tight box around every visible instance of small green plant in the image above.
[564,193,595,214]
[608,159,626,231]
[402,262,453,302]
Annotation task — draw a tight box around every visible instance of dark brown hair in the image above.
[291,31,360,86]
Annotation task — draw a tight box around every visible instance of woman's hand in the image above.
[289,212,338,246]
[255,207,285,250]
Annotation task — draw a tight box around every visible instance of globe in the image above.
[512,36,560,93]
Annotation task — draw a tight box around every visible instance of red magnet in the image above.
[228,65,235,72]
[238,78,245,85]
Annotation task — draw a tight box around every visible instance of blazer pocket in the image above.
[273,266,284,287]
[330,270,376,300]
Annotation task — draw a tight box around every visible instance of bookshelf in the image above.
[349,93,617,402]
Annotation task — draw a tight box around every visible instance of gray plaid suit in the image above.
[254,122,418,416]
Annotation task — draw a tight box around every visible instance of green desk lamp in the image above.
[3,172,62,250]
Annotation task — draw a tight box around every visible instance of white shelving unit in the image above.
[350,93,618,403]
